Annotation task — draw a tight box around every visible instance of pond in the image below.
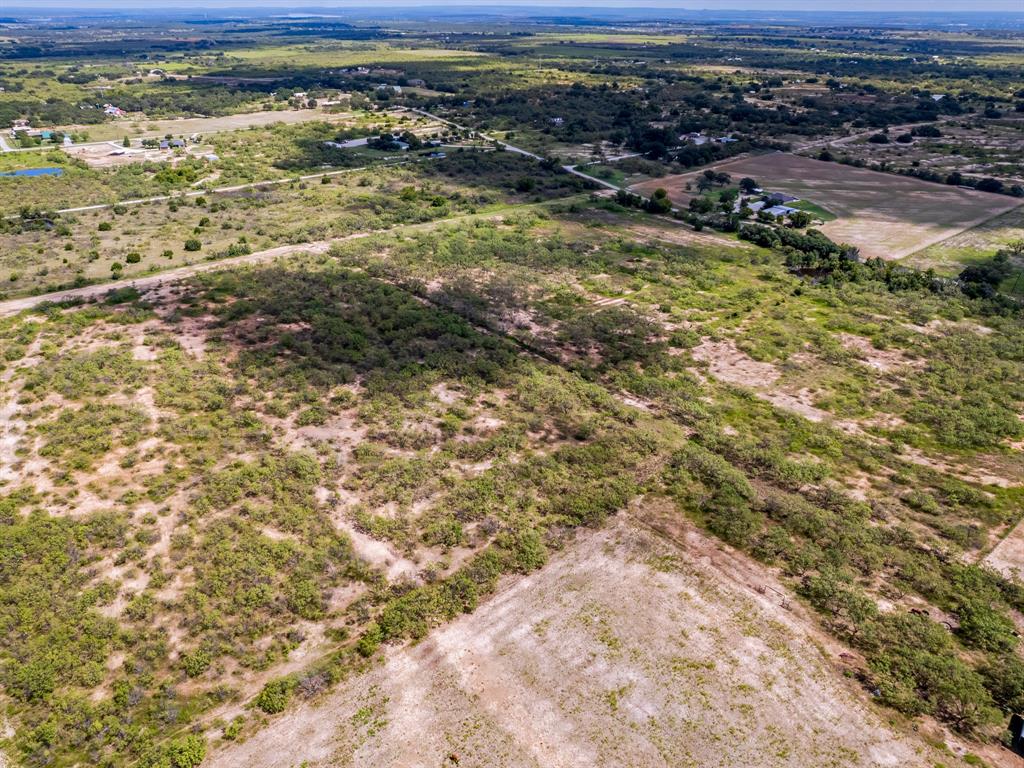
[0,167,63,177]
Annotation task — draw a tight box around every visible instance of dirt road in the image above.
[0,239,343,318]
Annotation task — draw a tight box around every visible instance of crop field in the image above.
[631,153,1023,259]
[904,204,1024,273]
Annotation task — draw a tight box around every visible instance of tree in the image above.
[184,238,201,252]
[788,211,812,229]
[739,177,758,193]
[645,188,672,214]
[976,177,1004,194]
[122,136,131,147]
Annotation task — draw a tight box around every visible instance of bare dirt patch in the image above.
[984,519,1024,582]
[837,333,920,372]
[208,513,943,768]
[691,338,780,387]
[631,153,1021,260]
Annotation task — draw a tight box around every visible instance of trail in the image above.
[0,204,560,318]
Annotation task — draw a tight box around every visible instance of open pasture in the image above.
[52,107,357,143]
[631,153,1022,260]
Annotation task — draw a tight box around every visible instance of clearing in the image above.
[630,153,1022,260]
[208,511,949,768]
[53,108,356,143]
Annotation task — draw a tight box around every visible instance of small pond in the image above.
[0,167,63,177]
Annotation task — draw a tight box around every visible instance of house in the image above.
[159,140,169,149]
[103,103,126,117]
[170,139,185,148]
[764,205,800,217]
[766,191,800,204]
[204,153,219,162]
[324,137,369,149]
[376,84,402,93]
[746,200,767,212]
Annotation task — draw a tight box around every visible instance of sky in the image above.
[7,0,1024,13]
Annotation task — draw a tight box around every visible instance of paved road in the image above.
[400,106,621,192]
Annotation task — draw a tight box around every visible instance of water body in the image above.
[0,167,63,177]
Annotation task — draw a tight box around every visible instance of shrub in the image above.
[184,238,202,252]
[180,648,212,678]
[167,735,206,768]
[255,678,294,714]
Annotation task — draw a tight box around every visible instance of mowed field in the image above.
[209,511,947,768]
[630,153,1022,260]
[52,107,356,142]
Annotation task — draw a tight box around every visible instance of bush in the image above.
[167,735,206,768]
[255,678,294,714]
[98,221,112,231]
[180,648,212,678]
[184,238,202,252]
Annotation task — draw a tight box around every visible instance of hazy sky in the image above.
[9,0,1024,12]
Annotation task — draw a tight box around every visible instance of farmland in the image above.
[631,153,1023,259]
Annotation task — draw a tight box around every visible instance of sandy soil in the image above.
[691,338,781,387]
[986,518,1024,583]
[208,511,943,768]
[837,333,921,373]
[630,153,1022,260]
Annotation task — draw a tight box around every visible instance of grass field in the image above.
[630,153,1023,260]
